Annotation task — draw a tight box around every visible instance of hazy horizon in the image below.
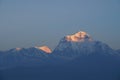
[0,0,120,50]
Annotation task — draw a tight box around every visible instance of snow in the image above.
[66,31,92,42]
[35,46,52,53]
[53,31,117,57]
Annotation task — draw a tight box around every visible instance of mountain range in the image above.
[0,31,120,80]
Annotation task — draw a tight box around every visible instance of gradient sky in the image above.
[0,0,120,50]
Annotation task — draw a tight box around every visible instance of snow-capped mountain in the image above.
[0,31,120,69]
[35,46,52,53]
[53,31,118,57]
[0,46,52,69]
[0,31,120,80]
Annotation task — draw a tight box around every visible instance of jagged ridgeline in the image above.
[0,31,120,80]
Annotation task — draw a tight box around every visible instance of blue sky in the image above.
[0,0,120,50]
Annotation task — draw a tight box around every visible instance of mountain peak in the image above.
[15,48,22,51]
[66,31,92,42]
[35,46,52,53]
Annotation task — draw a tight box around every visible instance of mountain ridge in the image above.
[0,31,120,69]
[0,31,120,80]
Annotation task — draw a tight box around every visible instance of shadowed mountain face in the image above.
[0,31,120,80]
[53,31,118,57]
